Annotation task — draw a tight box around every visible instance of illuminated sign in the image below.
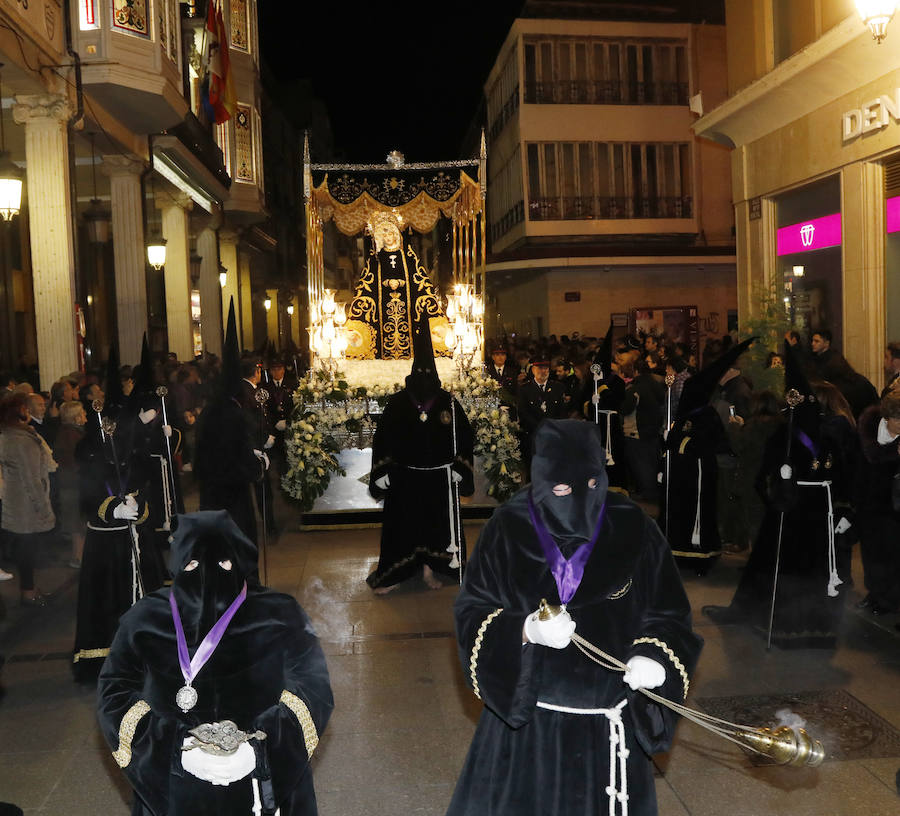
[887,195,900,234]
[842,89,900,141]
[776,213,841,255]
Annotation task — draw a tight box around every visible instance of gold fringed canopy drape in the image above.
[303,136,488,364]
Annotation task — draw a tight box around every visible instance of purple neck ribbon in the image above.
[795,429,818,459]
[527,491,607,604]
[170,581,247,687]
[408,392,437,413]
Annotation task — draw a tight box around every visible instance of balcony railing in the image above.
[528,195,692,221]
[524,79,688,106]
[490,201,525,243]
[489,86,520,141]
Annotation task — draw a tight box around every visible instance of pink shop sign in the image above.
[887,196,900,234]
[776,213,842,256]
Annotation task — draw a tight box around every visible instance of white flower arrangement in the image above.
[282,365,523,507]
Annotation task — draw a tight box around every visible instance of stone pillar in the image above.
[102,155,147,366]
[841,161,886,387]
[13,94,78,389]
[238,248,253,350]
[160,194,194,361]
[196,227,222,357]
[219,229,240,333]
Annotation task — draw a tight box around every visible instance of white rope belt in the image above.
[691,459,703,547]
[796,480,841,597]
[536,699,630,816]
[154,454,173,532]
[597,410,617,465]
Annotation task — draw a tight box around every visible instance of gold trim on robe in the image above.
[469,608,503,699]
[279,690,319,759]
[111,700,151,768]
[632,636,690,699]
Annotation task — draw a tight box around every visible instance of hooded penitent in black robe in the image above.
[367,387,475,588]
[97,511,333,816]
[447,420,702,816]
[72,406,165,683]
[366,325,475,590]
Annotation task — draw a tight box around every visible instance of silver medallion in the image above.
[176,684,198,712]
[419,411,428,422]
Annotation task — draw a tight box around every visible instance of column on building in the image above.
[842,161,886,384]
[103,155,148,366]
[219,228,240,330]
[196,227,222,357]
[13,94,78,389]
[160,193,194,361]
[239,247,253,351]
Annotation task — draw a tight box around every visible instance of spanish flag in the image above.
[204,0,236,124]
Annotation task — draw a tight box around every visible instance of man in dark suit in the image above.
[517,358,567,476]
[266,356,297,479]
[235,357,276,534]
[486,345,517,415]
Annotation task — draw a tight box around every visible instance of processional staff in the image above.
[663,372,675,539]
[99,414,146,599]
[255,387,271,586]
[766,387,804,651]
[156,385,179,529]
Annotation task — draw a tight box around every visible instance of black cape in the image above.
[97,511,333,815]
[367,387,474,588]
[448,491,701,815]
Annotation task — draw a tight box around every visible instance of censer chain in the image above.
[570,634,769,757]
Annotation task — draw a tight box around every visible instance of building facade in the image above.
[0,0,274,388]
[483,2,736,350]
[694,0,899,388]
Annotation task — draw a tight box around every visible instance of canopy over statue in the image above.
[303,138,487,372]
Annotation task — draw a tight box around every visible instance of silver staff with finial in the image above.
[767,387,804,650]
[92,398,105,442]
[100,415,145,599]
[156,385,179,525]
[589,363,602,425]
[255,387,271,586]
[663,371,676,539]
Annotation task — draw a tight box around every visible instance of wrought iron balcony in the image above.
[528,195,692,221]
[524,80,688,106]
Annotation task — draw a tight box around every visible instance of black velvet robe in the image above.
[659,406,725,561]
[72,425,165,682]
[448,490,702,816]
[367,388,474,588]
[726,418,854,648]
[97,512,333,815]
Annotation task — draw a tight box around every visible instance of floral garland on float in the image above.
[280,367,522,512]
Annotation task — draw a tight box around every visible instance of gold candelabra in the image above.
[444,282,484,379]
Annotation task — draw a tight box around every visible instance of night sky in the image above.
[258,0,525,163]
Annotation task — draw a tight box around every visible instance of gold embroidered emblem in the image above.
[111,700,151,768]
[440,410,452,425]
[607,579,632,600]
[279,690,319,758]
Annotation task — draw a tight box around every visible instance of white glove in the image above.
[523,607,576,649]
[253,449,270,470]
[275,419,287,432]
[263,434,275,449]
[162,424,172,438]
[113,495,139,521]
[591,393,600,405]
[834,516,851,535]
[623,655,666,691]
[138,408,158,425]
[780,464,792,480]
[181,738,256,786]
[451,470,463,484]
[374,474,390,490]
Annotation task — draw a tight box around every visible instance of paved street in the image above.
[2,493,900,815]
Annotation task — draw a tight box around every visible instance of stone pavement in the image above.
[1,497,900,815]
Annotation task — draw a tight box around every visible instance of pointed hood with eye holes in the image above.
[168,510,260,645]
[405,321,441,403]
[530,419,609,549]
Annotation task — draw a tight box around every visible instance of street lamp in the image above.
[286,304,294,316]
[147,235,167,269]
[218,264,227,288]
[264,296,272,311]
[855,0,898,42]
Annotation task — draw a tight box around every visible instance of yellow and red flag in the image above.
[204,0,236,124]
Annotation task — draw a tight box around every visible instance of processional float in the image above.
[302,134,487,375]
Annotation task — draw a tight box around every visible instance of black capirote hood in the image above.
[530,420,609,547]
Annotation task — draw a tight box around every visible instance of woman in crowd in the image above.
[55,400,88,569]
[0,392,57,606]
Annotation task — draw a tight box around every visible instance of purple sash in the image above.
[527,491,607,604]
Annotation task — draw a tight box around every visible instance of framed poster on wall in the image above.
[629,305,699,359]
